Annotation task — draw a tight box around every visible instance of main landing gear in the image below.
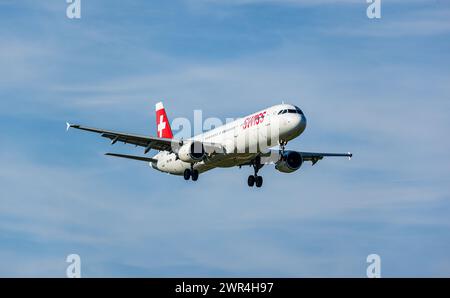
[248,156,263,188]
[184,165,199,182]
[248,175,263,188]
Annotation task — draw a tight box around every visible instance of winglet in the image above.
[348,152,353,161]
[66,122,72,131]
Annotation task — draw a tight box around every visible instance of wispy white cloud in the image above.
[1,143,449,277]
[0,38,55,86]
[1,0,449,277]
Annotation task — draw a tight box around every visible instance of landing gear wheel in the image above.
[248,175,255,187]
[183,169,191,181]
[191,170,199,181]
[255,176,263,188]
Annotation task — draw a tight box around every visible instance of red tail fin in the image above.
[155,102,173,139]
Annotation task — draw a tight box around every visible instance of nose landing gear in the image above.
[279,140,288,154]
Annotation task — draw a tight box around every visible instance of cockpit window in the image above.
[279,107,303,115]
[294,106,304,115]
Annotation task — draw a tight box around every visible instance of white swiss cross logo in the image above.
[158,115,166,138]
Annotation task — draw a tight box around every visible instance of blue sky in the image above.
[0,0,449,277]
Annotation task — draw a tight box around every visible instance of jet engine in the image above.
[178,141,206,163]
[275,151,303,173]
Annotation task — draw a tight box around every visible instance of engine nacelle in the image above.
[178,142,206,163]
[275,151,303,173]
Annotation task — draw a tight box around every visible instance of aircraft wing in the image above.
[67,123,180,153]
[105,153,158,163]
[252,150,352,166]
[300,151,353,165]
[67,123,225,156]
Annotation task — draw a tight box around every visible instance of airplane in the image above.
[67,102,352,188]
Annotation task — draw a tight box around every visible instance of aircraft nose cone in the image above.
[283,113,306,139]
[287,114,306,135]
[298,114,307,133]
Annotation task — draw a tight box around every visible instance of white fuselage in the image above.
[151,104,307,175]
